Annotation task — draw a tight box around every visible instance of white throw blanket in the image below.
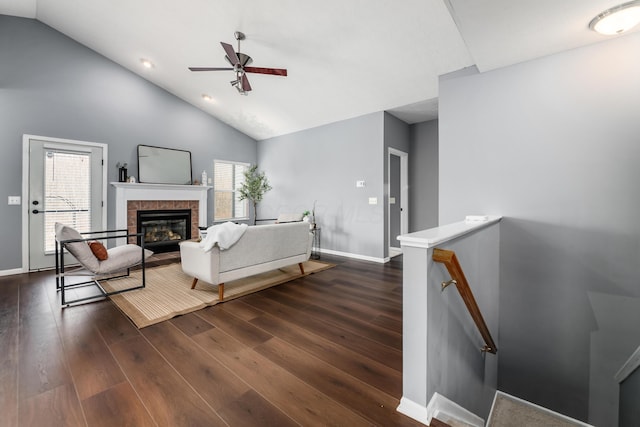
[199,222,248,252]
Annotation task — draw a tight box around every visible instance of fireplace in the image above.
[137,209,192,253]
[113,182,209,250]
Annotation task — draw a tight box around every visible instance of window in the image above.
[213,160,248,221]
[44,150,92,252]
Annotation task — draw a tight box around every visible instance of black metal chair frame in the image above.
[55,228,147,307]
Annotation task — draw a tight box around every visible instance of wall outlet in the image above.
[356,180,365,188]
[368,197,378,205]
[8,196,21,205]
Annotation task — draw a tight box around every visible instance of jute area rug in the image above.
[102,260,334,328]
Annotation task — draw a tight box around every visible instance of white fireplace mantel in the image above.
[111,182,211,232]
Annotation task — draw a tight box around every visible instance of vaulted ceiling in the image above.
[1,0,637,140]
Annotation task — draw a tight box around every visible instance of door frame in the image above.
[387,147,408,252]
[21,134,108,272]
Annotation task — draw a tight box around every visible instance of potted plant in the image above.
[238,165,272,225]
[302,210,311,222]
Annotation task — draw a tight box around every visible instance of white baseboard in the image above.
[389,247,402,257]
[319,248,389,264]
[397,397,430,425]
[0,268,25,277]
[397,393,483,427]
[427,393,484,427]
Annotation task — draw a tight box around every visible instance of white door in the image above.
[388,148,408,254]
[27,137,106,270]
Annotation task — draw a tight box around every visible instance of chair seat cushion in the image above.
[97,244,153,274]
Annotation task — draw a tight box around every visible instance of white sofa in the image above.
[179,221,313,300]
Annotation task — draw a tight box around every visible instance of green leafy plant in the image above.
[238,164,272,225]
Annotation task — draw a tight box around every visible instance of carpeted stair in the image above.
[487,393,590,427]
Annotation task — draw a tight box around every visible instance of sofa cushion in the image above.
[276,213,302,223]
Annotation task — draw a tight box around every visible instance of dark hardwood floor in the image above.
[0,253,423,426]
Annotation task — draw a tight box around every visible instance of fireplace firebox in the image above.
[137,209,192,253]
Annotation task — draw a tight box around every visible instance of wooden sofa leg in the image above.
[298,263,305,275]
[218,283,225,301]
[191,278,198,289]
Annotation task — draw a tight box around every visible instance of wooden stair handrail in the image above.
[433,248,498,354]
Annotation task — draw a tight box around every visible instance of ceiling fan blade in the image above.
[241,73,252,92]
[244,66,288,77]
[189,67,233,71]
[220,42,240,66]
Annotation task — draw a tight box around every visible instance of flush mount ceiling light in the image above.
[590,1,640,35]
[201,94,213,102]
[140,58,154,69]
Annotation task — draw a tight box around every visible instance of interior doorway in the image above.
[388,148,408,257]
[22,135,107,271]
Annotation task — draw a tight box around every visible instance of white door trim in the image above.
[388,147,408,252]
[21,134,108,272]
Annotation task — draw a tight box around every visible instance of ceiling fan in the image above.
[188,31,287,95]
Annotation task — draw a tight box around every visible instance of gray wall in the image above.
[439,31,640,425]
[426,224,500,419]
[619,367,640,427]
[0,15,257,271]
[409,119,438,232]
[400,223,499,421]
[257,112,386,260]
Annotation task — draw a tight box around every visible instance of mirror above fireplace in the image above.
[137,144,192,185]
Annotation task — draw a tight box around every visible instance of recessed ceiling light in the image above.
[140,58,154,69]
[590,1,640,35]
[202,94,213,102]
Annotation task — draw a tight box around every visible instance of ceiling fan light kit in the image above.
[188,31,287,95]
[589,0,640,35]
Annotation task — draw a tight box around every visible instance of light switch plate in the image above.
[389,197,396,204]
[356,180,365,188]
[368,197,378,205]
[8,196,21,205]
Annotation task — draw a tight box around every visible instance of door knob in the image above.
[32,200,39,205]
[32,209,39,214]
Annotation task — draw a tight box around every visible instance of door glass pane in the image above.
[44,151,91,252]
